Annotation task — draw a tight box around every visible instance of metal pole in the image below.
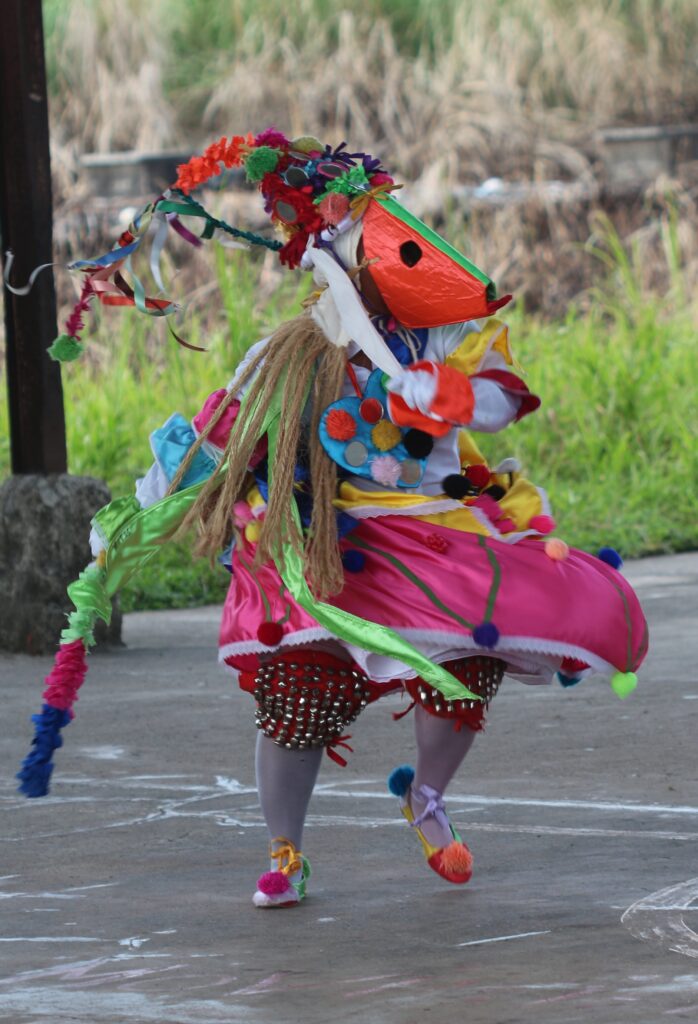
[0,0,67,474]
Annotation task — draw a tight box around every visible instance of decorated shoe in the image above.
[252,837,311,908]
[388,765,473,884]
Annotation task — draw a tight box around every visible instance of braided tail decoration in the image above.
[16,639,88,797]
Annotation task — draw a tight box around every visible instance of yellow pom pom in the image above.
[545,538,569,561]
[244,521,262,543]
[372,420,402,452]
[611,671,638,699]
[291,135,324,154]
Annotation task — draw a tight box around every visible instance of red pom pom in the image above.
[326,408,357,441]
[498,517,517,534]
[561,657,589,674]
[359,398,383,424]
[257,621,284,647]
[464,464,491,489]
[257,870,292,896]
[529,514,556,535]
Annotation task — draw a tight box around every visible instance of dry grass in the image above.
[41,0,698,316]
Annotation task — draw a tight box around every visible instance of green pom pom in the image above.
[611,671,637,699]
[48,333,84,362]
[244,146,281,182]
[321,165,370,197]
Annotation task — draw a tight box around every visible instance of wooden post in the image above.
[0,0,67,474]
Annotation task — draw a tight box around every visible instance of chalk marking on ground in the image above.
[456,929,551,947]
[621,877,698,959]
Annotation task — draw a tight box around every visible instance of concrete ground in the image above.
[1,552,697,1024]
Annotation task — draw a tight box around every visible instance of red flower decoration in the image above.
[175,133,254,193]
[425,533,449,553]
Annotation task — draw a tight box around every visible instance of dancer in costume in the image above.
[16,129,648,908]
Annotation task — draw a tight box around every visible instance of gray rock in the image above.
[0,474,122,654]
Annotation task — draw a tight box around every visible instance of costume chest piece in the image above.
[318,369,429,488]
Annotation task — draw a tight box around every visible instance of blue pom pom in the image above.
[342,549,366,573]
[387,764,414,797]
[557,672,582,688]
[597,546,623,570]
[16,704,71,798]
[473,621,500,649]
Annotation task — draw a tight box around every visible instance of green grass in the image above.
[1,237,696,611]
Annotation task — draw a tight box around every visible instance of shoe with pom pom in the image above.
[387,765,473,884]
[253,837,311,908]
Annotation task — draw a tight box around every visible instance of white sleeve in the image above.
[469,378,521,433]
[227,336,270,396]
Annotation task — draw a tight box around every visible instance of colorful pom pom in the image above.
[254,128,291,149]
[290,135,324,154]
[342,550,366,573]
[47,334,84,362]
[545,538,569,560]
[326,408,357,441]
[498,517,517,534]
[387,764,415,797]
[442,474,470,500]
[611,671,638,699]
[244,521,262,543]
[484,484,506,501]
[317,192,350,225]
[371,420,402,452]
[598,546,623,569]
[473,621,500,649]
[257,621,284,647]
[371,455,401,487]
[244,145,281,182]
[464,464,491,490]
[557,672,582,688]
[529,514,556,535]
[257,870,292,896]
[561,657,589,674]
[403,429,433,458]
[439,841,473,874]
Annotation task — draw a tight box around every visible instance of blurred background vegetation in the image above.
[1,0,697,609]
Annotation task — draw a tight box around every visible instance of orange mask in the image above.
[361,194,510,328]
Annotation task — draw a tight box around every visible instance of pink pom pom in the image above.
[233,501,253,527]
[257,870,291,896]
[369,172,394,187]
[529,514,556,535]
[318,192,350,225]
[472,494,502,520]
[371,455,401,487]
[498,517,517,534]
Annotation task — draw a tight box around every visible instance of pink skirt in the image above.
[218,514,647,688]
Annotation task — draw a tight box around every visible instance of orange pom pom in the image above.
[326,408,357,441]
[545,538,569,561]
[439,841,473,874]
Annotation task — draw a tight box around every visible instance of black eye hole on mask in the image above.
[399,240,422,267]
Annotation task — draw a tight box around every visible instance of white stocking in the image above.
[255,732,323,867]
[411,705,477,847]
